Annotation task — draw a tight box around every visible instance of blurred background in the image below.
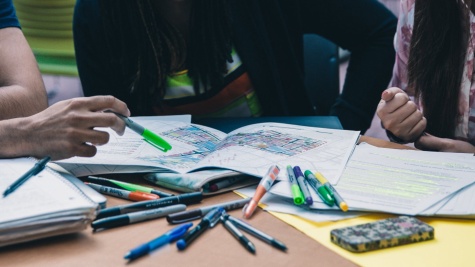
[13,0,399,139]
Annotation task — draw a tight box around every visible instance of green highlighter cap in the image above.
[291,184,304,205]
[317,186,335,206]
[303,170,334,207]
[287,165,304,205]
[142,129,172,152]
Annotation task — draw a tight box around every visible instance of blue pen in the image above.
[124,222,193,260]
[176,207,224,250]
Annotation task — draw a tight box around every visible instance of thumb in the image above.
[381,87,406,102]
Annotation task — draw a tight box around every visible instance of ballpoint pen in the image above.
[3,156,51,197]
[176,207,224,250]
[86,176,173,197]
[314,171,349,212]
[242,165,280,219]
[293,166,313,205]
[226,214,287,252]
[124,222,193,260]
[92,204,186,230]
[85,182,159,201]
[303,170,334,207]
[95,192,202,220]
[166,198,250,224]
[107,111,172,152]
[286,165,304,205]
[220,212,255,254]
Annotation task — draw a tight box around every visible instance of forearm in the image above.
[0,84,47,119]
[0,27,48,119]
[0,117,32,158]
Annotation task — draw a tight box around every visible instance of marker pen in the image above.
[85,182,159,201]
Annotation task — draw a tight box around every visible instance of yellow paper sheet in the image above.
[269,211,474,267]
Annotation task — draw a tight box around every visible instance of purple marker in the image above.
[293,166,313,205]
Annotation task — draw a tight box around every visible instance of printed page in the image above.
[334,143,475,215]
[57,118,228,176]
[0,158,96,226]
[192,123,360,182]
[57,120,358,182]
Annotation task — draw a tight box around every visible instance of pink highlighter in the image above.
[242,165,280,219]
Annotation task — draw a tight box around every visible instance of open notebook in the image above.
[0,157,99,247]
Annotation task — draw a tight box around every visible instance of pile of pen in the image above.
[286,165,348,212]
[83,175,287,260]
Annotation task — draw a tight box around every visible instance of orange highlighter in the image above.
[242,165,280,219]
[85,182,159,201]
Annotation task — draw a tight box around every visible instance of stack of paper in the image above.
[0,158,98,247]
[266,143,475,219]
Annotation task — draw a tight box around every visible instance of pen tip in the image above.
[124,252,131,260]
[273,240,288,251]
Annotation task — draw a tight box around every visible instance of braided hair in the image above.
[99,0,233,114]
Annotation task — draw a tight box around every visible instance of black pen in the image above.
[220,213,255,254]
[227,214,287,251]
[92,204,186,230]
[176,207,223,250]
[95,192,202,220]
[3,156,51,197]
[166,198,250,224]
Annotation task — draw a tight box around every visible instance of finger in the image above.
[406,116,427,141]
[46,140,98,160]
[68,96,130,116]
[380,100,418,131]
[84,129,111,146]
[74,143,99,158]
[378,93,411,120]
[381,87,406,102]
[66,112,126,135]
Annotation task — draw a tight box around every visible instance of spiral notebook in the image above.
[0,157,99,247]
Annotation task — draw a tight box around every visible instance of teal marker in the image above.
[286,165,304,205]
[108,111,172,152]
[86,176,173,198]
[303,170,334,207]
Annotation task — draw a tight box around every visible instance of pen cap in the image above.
[204,207,224,228]
[293,166,304,178]
[166,209,202,224]
[179,192,204,204]
[258,165,280,189]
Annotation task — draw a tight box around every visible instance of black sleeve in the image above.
[73,0,116,97]
[300,0,397,132]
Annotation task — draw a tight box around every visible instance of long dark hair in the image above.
[99,0,233,114]
[407,0,471,138]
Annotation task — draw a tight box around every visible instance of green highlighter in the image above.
[110,112,172,152]
[286,165,304,205]
[304,170,334,207]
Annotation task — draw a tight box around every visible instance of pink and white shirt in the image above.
[391,0,475,145]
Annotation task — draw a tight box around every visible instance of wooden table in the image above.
[0,136,408,267]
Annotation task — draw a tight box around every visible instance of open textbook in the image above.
[56,118,360,193]
[0,158,98,247]
[269,143,475,219]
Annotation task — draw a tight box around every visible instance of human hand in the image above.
[19,95,130,160]
[415,133,475,153]
[377,87,426,142]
